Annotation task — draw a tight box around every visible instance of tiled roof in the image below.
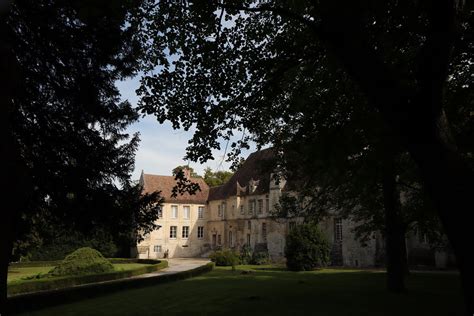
[140,173,209,204]
[208,148,275,201]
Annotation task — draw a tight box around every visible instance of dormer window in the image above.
[248,179,259,193]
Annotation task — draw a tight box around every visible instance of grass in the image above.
[8,267,53,283]
[8,264,151,284]
[16,265,465,316]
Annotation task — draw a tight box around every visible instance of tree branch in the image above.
[217,2,318,29]
[396,180,422,193]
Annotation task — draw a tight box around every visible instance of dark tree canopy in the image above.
[136,0,471,247]
[136,1,473,312]
[0,0,161,309]
[2,0,163,239]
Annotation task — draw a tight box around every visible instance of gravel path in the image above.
[130,258,211,279]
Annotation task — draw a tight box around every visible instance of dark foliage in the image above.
[0,0,161,310]
[21,230,118,261]
[209,249,240,266]
[239,245,270,265]
[135,2,473,311]
[285,223,330,271]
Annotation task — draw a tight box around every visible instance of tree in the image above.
[285,223,330,271]
[203,167,233,187]
[12,182,162,261]
[136,1,473,312]
[172,165,201,178]
[0,0,155,310]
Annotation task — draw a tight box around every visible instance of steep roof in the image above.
[140,173,209,204]
[208,148,275,201]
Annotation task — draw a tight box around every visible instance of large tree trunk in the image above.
[0,4,26,314]
[382,149,406,293]
[313,2,472,313]
[403,121,474,314]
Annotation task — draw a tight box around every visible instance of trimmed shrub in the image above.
[250,250,270,265]
[285,223,330,271]
[239,245,252,264]
[209,249,240,266]
[49,247,114,276]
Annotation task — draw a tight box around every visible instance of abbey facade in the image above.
[135,149,453,268]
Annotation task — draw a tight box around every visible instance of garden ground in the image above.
[7,263,150,284]
[16,265,464,316]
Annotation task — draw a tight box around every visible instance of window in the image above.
[248,199,255,215]
[217,234,222,245]
[240,205,245,215]
[197,226,204,239]
[262,223,267,241]
[289,221,296,231]
[229,231,233,247]
[217,204,222,217]
[198,206,204,219]
[170,226,177,238]
[221,202,226,216]
[182,226,189,238]
[247,220,251,230]
[183,206,190,219]
[212,234,217,246]
[246,234,251,246]
[265,195,270,213]
[335,218,343,242]
[418,231,428,244]
[154,245,162,253]
[258,199,263,214]
[157,206,163,219]
[231,205,235,216]
[171,205,178,219]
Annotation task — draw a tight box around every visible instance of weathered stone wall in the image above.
[136,178,449,269]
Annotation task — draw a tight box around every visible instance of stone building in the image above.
[135,170,210,259]
[135,148,452,268]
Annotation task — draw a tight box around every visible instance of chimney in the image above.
[183,167,191,179]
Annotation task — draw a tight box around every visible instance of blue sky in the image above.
[116,77,255,181]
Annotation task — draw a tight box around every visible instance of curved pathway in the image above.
[131,258,211,279]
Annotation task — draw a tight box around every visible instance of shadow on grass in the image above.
[252,267,287,272]
[19,265,465,316]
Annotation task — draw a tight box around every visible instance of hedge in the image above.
[8,259,168,296]
[7,262,214,314]
[9,258,149,268]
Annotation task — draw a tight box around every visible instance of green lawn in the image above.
[18,265,464,316]
[8,264,150,284]
[7,266,53,283]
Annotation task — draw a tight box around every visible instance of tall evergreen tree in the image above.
[0,0,161,310]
